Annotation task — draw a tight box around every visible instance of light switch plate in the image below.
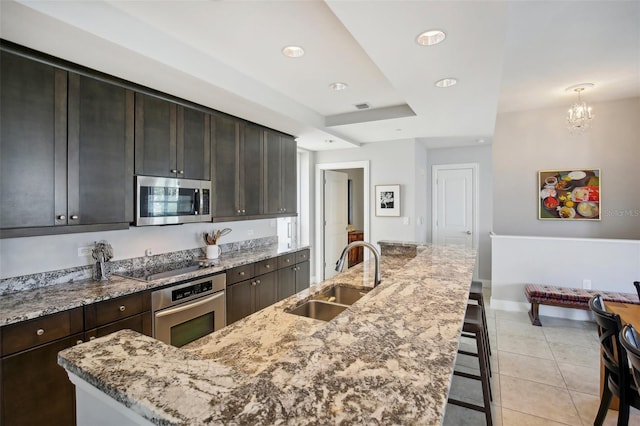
[78,246,92,257]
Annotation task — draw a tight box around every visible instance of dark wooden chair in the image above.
[634,281,640,301]
[589,295,640,426]
[620,324,640,398]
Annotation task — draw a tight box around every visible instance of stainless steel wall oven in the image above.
[151,273,226,347]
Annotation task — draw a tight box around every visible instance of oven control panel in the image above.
[172,281,213,302]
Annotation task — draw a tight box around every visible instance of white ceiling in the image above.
[2,0,638,151]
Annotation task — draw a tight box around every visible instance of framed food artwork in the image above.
[538,169,600,220]
[375,184,400,217]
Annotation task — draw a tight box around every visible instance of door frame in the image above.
[431,163,479,250]
[315,161,370,282]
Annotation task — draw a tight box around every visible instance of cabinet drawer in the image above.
[255,258,277,276]
[226,263,255,285]
[278,253,295,269]
[295,249,310,264]
[1,307,83,356]
[84,292,148,330]
[85,312,152,341]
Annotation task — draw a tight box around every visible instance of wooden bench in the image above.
[524,284,640,326]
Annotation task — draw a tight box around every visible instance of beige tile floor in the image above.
[443,290,640,426]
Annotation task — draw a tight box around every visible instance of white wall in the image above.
[492,234,640,320]
[426,145,493,281]
[0,219,276,279]
[315,140,426,246]
[493,97,640,239]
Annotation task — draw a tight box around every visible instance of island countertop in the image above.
[58,243,476,425]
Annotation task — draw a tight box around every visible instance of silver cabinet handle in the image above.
[255,279,261,285]
[239,271,245,276]
[178,170,184,174]
[286,259,290,263]
[242,209,246,213]
[237,210,242,214]
[36,328,45,336]
[171,169,178,173]
[119,305,126,312]
[70,215,79,220]
[466,231,472,235]
[251,281,257,286]
[266,264,271,269]
[57,215,66,220]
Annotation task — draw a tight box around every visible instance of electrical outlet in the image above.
[583,279,592,290]
[145,249,154,257]
[77,246,92,257]
[402,217,410,225]
[247,229,254,236]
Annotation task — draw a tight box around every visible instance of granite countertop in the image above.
[0,244,309,327]
[58,243,476,425]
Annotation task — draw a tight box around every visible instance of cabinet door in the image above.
[211,114,240,217]
[281,135,297,214]
[241,123,263,216]
[85,312,152,341]
[226,279,253,325]
[254,271,277,312]
[1,333,83,426]
[0,51,67,229]
[134,93,177,177]
[295,261,310,293]
[278,267,296,301]
[68,73,134,225]
[178,106,210,180]
[263,130,283,215]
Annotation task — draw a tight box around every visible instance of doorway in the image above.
[431,163,479,250]
[315,161,370,281]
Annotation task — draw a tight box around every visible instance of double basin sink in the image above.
[286,285,371,321]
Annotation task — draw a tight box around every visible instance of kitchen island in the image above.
[58,242,476,425]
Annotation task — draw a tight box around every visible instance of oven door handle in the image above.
[155,292,224,319]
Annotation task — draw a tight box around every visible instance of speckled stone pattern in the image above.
[58,243,476,425]
[0,241,307,326]
[378,240,418,258]
[0,236,278,295]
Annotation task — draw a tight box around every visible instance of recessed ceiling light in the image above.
[325,139,335,144]
[435,78,457,88]
[282,46,304,58]
[476,138,485,144]
[416,30,446,46]
[329,82,348,91]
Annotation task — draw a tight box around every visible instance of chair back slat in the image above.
[589,295,632,393]
[621,324,640,395]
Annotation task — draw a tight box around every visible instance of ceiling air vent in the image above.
[354,103,371,110]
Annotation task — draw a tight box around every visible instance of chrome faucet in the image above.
[335,241,382,286]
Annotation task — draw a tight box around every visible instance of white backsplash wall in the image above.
[0,219,277,279]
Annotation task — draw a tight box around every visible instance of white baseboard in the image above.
[490,298,594,322]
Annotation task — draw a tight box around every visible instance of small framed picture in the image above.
[375,184,400,217]
[538,169,600,221]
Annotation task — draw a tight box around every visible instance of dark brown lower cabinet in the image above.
[85,312,151,341]
[1,332,83,426]
[277,266,296,301]
[226,271,278,325]
[295,261,310,293]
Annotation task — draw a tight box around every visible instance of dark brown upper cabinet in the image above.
[263,130,297,216]
[134,93,210,180]
[68,73,134,226]
[211,114,262,219]
[1,49,133,236]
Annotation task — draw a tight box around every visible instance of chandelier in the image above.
[566,83,594,132]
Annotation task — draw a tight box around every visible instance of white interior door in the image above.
[433,166,476,249]
[323,170,348,280]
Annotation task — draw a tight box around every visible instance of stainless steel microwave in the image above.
[135,176,211,226]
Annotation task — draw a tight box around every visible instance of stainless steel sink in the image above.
[313,285,371,305]
[287,300,348,321]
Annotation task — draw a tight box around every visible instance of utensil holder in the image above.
[93,261,111,281]
[206,245,221,260]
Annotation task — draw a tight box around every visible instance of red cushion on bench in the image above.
[525,284,640,306]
